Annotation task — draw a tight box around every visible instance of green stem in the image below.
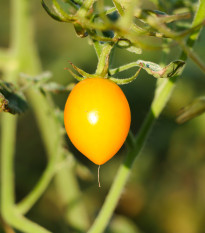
[76,0,96,17]
[16,148,57,214]
[93,39,103,59]
[189,0,205,41]
[1,113,17,212]
[95,43,113,76]
[87,0,205,232]
[109,61,139,75]
[109,67,141,85]
[93,41,103,59]
[0,214,16,233]
[52,0,74,21]
[4,211,51,233]
[178,40,205,73]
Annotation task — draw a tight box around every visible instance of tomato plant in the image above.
[1,0,205,232]
[64,77,131,165]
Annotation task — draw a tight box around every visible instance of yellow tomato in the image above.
[64,77,131,165]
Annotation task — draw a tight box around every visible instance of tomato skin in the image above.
[64,78,131,165]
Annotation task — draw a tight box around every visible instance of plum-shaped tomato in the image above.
[64,77,131,165]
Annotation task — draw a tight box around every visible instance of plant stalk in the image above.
[95,43,113,76]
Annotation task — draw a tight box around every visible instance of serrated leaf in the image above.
[0,81,28,114]
[176,96,205,124]
[136,60,185,78]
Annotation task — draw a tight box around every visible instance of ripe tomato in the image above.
[64,77,131,165]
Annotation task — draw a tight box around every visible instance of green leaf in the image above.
[137,60,185,78]
[68,62,99,78]
[0,81,28,114]
[64,67,85,81]
[176,96,205,124]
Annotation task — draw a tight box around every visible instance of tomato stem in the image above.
[95,43,113,77]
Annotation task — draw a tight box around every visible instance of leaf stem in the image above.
[109,67,141,85]
[109,62,139,75]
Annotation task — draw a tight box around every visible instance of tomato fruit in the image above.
[64,77,131,165]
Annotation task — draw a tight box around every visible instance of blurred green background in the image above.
[1,0,205,233]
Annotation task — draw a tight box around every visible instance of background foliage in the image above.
[0,0,205,233]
